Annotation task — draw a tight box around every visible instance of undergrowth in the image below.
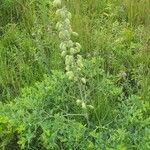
[0,0,149,149]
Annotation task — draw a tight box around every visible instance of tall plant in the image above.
[53,0,94,126]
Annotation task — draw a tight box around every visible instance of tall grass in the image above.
[1,0,149,103]
[123,0,150,26]
[123,0,150,101]
[0,0,60,101]
[0,0,149,149]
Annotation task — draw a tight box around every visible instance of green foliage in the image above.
[0,24,48,101]
[0,72,149,149]
[0,0,149,149]
[0,0,60,101]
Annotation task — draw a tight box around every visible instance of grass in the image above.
[123,0,150,26]
[0,0,150,149]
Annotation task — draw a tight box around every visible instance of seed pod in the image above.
[60,10,67,19]
[82,102,86,109]
[76,99,82,106]
[56,22,63,30]
[59,31,65,39]
[76,43,82,49]
[53,0,61,7]
[67,12,72,19]
[61,51,66,57]
[60,43,66,51]
[64,18,70,25]
[68,75,74,80]
[56,9,62,16]
[74,77,78,82]
[66,71,74,80]
[67,40,73,47]
[75,47,81,53]
[65,58,70,65]
[68,55,74,62]
[65,65,70,71]
[59,30,70,40]
[88,105,94,109]
[77,58,83,68]
[70,48,77,54]
[77,54,82,60]
[78,61,83,68]
[81,78,86,84]
[77,55,83,66]
[77,67,81,71]
[72,32,79,37]
[65,55,74,65]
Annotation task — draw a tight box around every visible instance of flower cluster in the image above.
[53,0,86,84]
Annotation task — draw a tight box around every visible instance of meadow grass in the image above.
[0,1,149,148]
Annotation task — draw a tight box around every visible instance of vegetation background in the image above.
[0,0,149,149]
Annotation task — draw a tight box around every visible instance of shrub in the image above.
[0,69,149,149]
